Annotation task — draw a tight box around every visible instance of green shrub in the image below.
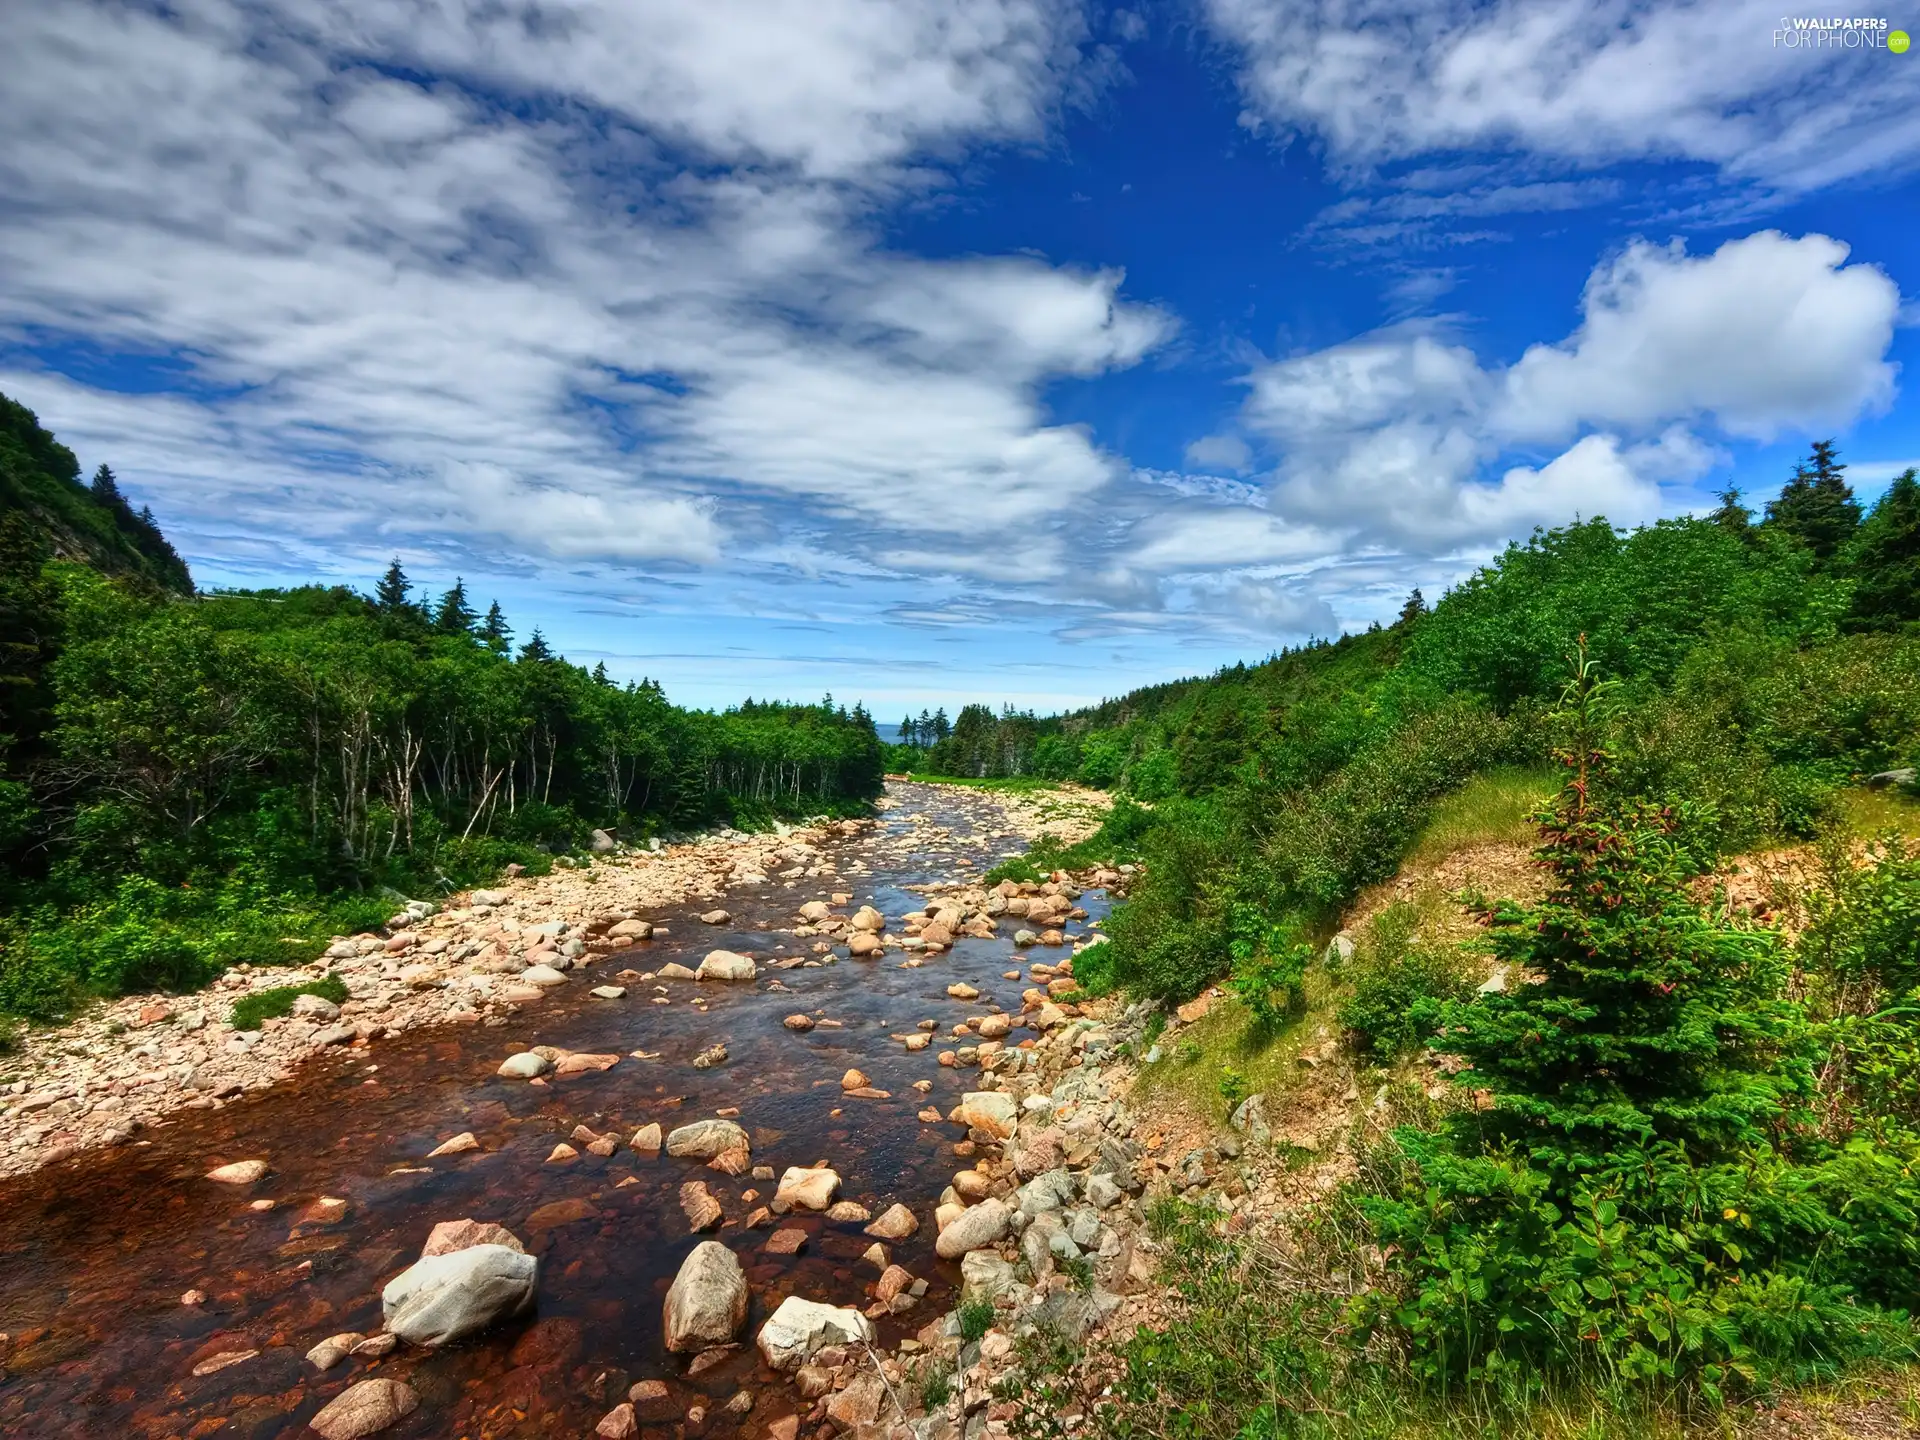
[958,1298,996,1345]
[1336,903,1474,1061]
[229,974,348,1031]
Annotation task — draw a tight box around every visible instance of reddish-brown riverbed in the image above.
[0,784,1108,1439]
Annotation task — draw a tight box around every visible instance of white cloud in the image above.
[0,0,1168,586]
[1183,433,1253,472]
[1206,0,1920,190]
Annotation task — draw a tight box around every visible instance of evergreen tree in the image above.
[1708,485,1752,537]
[518,628,554,662]
[374,557,412,612]
[432,577,476,634]
[1396,588,1427,625]
[89,463,122,508]
[1851,468,1920,627]
[899,715,916,747]
[480,600,511,652]
[1764,440,1861,560]
[932,707,951,742]
[592,661,611,686]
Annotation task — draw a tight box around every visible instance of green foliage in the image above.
[1216,1066,1248,1112]
[1336,903,1474,1061]
[1763,440,1861,561]
[917,1364,953,1412]
[229,974,349,1032]
[958,1298,996,1345]
[1851,468,1920,627]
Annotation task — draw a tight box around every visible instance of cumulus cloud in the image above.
[1206,0,1920,191]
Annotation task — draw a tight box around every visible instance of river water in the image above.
[0,783,1109,1439]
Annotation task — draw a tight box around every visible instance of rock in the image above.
[192,1349,257,1376]
[309,1378,418,1439]
[692,1043,729,1069]
[864,1203,917,1240]
[951,1170,992,1202]
[696,950,756,982]
[783,1013,816,1031]
[949,1091,1018,1139]
[608,919,654,940]
[774,1166,840,1210]
[1868,767,1917,790]
[469,889,511,907]
[382,1244,538,1346]
[527,1197,598,1231]
[590,985,628,1000]
[935,1198,1010,1258]
[290,993,341,1022]
[546,1143,578,1163]
[496,1052,551,1079]
[766,1227,808,1255]
[850,906,885,932]
[825,1200,870,1223]
[555,1051,620,1076]
[976,1014,1011,1040]
[522,964,569,987]
[631,1122,663,1153]
[798,900,833,923]
[876,1263,913,1301]
[699,909,733,925]
[862,1241,889,1269]
[591,828,618,854]
[848,931,881,957]
[423,1219,525,1256]
[756,1295,876,1371]
[1085,1172,1121,1209]
[961,1249,1016,1302]
[305,1332,362,1371]
[299,1195,350,1226]
[840,1068,870,1091]
[657,962,699,980]
[680,1181,724,1231]
[206,1159,268,1184]
[826,1373,886,1429]
[946,983,979,1000]
[666,1119,750,1161]
[427,1132,480,1158]
[663,1241,749,1352]
[595,1403,639,1439]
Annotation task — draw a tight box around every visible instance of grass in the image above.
[1406,765,1556,865]
[899,772,1064,792]
[1833,784,1920,844]
[958,1298,997,1345]
[229,974,348,1031]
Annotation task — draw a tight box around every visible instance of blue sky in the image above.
[2,2,1916,715]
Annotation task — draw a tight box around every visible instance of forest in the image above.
[980,443,1920,1436]
[0,394,885,1019]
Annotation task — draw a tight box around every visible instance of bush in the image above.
[229,974,349,1031]
[1337,903,1474,1062]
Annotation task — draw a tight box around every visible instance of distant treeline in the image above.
[0,393,884,1014]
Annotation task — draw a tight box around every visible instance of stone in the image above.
[961,1249,1016,1303]
[657,962,698,980]
[946,983,979,1000]
[427,1132,480,1158]
[527,1198,598,1231]
[591,828,618,853]
[608,919,654,940]
[876,1263,914,1302]
[351,1333,398,1358]
[850,906,885,932]
[299,1195,349,1226]
[848,931,882,957]
[798,900,833,923]
[192,1349,258,1376]
[864,1203,918,1240]
[783,1013,816,1031]
[1229,1093,1272,1147]
[590,985,627,1000]
[1085,1172,1122,1210]
[680,1181,724,1231]
[663,1240,749,1352]
[773,1166,840,1210]
[765,1227,808,1255]
[756,1295,876,1371]
[948,1091,1018,1139]
[696,950,757,982]
[522,964,569,987]
[826,1373,886,1429]
[631,1122,663,1153]
[554,1051,620,1075]
[862,1241,889,1269]
[309,1379,418,1439]
[305,1332,362,1371]
[666,1118,750,1161]
[935,1198,1010,1258]
[496,1051,551,1079]
[1867,767,1917,790]
[206,1159,268,1184]
[290,993,342,1021]
[841,1068,870,1091]
[825,1200,870,1222]
[692,1043,729,1069]
[382,1244,538,1346]
[699,909,733,925]
[423,1219,525,1256]
[595,1403,639,1438]
[546,1143,578,1163]
[976,1014,1011,1040]
[951,1170,992,1202]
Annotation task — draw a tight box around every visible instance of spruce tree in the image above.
[89,463,122,508]
[1851,468,1920,628]
[1707,485,1752,537]
[592,661,611,686]
[480,600,511,652]
[1764,440,1861,560]
[433,577,476,634]
[518,628,554,662]
[1397,588,1427,625]
[374,556,412,612]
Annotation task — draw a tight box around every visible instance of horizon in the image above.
[2,2,1915,714]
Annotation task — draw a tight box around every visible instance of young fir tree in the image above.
[1764,440,1861,561]
[1851,468,1920,628]
[1436,641,1808,1168]
[1397,587,1427,625]
[480,600,511,653]
[1708,485,1752,537]
[518,628,554,662]
[89,462,123,508]
[432,577,475,634]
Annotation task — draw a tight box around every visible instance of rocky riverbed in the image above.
[0,781,1196,1440]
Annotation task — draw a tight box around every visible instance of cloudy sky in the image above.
[2,1,1916,716]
